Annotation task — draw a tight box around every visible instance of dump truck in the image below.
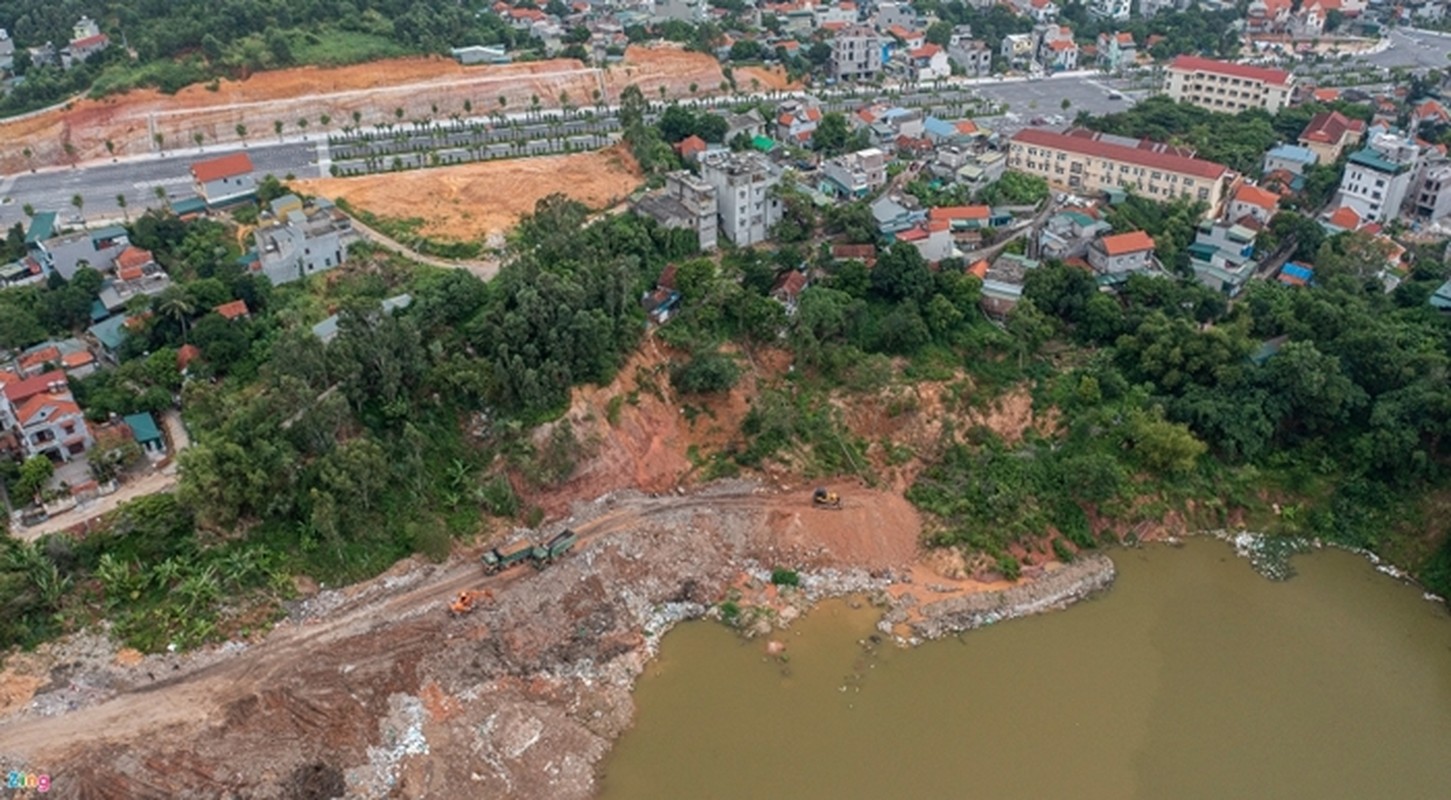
[481,542,536,574]
[449,589,493,616]
[812,487,842,509]
[531,529,578,569]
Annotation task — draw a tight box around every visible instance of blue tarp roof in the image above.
[922,116,957,137]
[122,412,163,445]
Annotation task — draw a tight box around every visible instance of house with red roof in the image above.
[674,135,708,162]
[1321,204,1364,233]
[0,370,92,462]
[1088,230,1157,276]
[1165,56,1294,114]
[1298,110,1367,163]
[190,152,256,208]
[776,99,822,146]
[907,43,950,80]
[1228,184,1281,225]
[215,300,251,320]
[886,25,925,50]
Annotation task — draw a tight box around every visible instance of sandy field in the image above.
[292,147,642,241]
[0,45,724,172]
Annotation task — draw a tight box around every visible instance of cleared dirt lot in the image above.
[0,45,725,173]
[293,146,642,241]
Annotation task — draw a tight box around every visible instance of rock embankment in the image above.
[898,555,1116,640]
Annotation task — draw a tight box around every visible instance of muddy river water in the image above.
[599,539,1451,799]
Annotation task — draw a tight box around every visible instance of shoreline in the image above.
[0,487,1442,798]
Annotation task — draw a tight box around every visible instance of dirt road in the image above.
[0,482,923,798]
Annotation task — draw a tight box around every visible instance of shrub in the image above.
[996,554,1021,581]
[770,567,800,587]
[670,349,741,395]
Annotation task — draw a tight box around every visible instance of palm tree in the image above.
[156,287,197,342]
[320,113,331,128]
[70,194,85,226]
[105,139,115,159]
[297,117,309,139]
[116,194,129,221]
[352,110,362,127]
[274,119,284,139]
[154,185,169,209]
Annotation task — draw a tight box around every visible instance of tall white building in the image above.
[1335,131,1419,223]
[698,151,782,246]
[1089,0,1133,21]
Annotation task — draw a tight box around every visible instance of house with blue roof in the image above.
[1278,262,1314,287]
[1263,144,1317,177]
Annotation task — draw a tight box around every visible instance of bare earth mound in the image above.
[293,147,643,241]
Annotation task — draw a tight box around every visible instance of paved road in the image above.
[3,29,1447,231]
[0,140,322,229]
[1359,27,1451,70]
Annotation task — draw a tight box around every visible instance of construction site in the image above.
[0,340,1124,799]
[0,45,733,174]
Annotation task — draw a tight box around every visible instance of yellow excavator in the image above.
[449,589,494,616]
[812,487,842,510]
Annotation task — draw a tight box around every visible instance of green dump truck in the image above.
[530,529,578,570]
[481,542,536,574]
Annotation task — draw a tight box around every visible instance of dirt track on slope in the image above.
[0,483,923,798]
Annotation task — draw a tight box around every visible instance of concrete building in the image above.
[1263,143,1318,176]
[698,150,782,246]
[947,28,993,76]
[1335,131,1418,223]
[34,226,130,281]
[1227,183,1280,225]
[724,108,767,143]
[874,1,920,31]
[776,99,822,146]
[62,16,109,68]
[820,147,888,198]
[0,28,14,73]
[2,370,93,462]
[1001,33,1036,68]
[633,170,719,251]
[1189,220,1258,296]
[1096,32,1137,73]
[980,253,1040,317]
[907,44,951,81]
[254,201,358,285]
[1087,230,1157,276]
[1298,110,1367,163]
[1164,56,1294,114]
[1089,0,1133,20]
[1413,161,1451,220]
[190,152,256,207]
[831,25,883,81]
[1009,128,1236,216]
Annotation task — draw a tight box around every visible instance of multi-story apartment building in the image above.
[1335,131,1419,223]
[947,26,992,76]
[633,171,720,251]
[1413,161,1451,221]
[1163,56,1294,114]
[831,25,883,81]
[820,148,888,199]
[1008,128,1235,216]
[698,151,782,246]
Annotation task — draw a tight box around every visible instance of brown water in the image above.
[599,539,1451,800]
